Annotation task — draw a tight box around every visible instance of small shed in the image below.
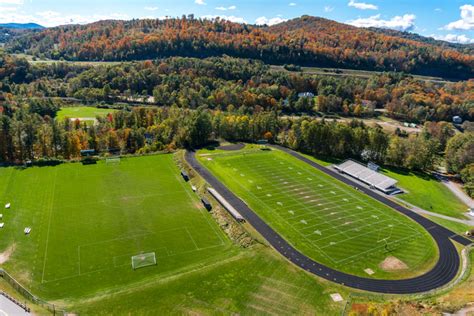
[80,149,96,157]
[201,198,212,211]
[181,170,190,182]
[298,92,315,98]
[453,116,463,124]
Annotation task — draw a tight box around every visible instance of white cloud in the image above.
[201,15,246,24]
[0,10,131,27]
[348,0,378,10]
[144,6,158,11]
[195,0,206,5]
[255,16,287,26]
[0,6,17,12]
[215,5,236,11]
[434,8,442,12]
[289,2,296,6]
[348,14,416,31]
[324,6,334,13]
[443,4,474,30]
[431,33,474,44]
[0,0,23,4]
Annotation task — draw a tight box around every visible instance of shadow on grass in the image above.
[380,165,438,182]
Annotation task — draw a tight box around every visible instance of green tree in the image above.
[445,133,474,173]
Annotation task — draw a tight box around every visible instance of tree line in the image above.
[2,53,473,123]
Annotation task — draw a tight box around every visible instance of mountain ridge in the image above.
[5,16,473,79]
[0,23,44,29]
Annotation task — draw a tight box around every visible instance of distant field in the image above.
[13,54,122,67]
[56,106,118,122]
[0,154,230,302]
[381,168,468,219]
[198,148,437,280]
[270,65,453,83]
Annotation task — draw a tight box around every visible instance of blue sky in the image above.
[0,0,473,43]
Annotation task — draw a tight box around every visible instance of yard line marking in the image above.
[41,168,58,283]
[207,152,422,264]
[185,227,200,250]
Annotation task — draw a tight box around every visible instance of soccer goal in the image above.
[106,157,121,164]
[131,252,157,270]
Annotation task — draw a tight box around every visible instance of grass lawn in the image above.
[198,147,438,280]
[301,152,342,167]
[69,245,348,315]
[425,216,473,235]
[381,168,468,219]
[0,153,353,314]
[0,154,231,305]
[56,106,118,123]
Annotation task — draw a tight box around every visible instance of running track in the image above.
[185,146,472,294]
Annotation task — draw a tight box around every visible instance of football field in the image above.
[0,154,230,300]
[198,148,438,279]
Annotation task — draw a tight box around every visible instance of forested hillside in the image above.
[1,53,472,122]
[7,16,474,79]
[1,50,473,195]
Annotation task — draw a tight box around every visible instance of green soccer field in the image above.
[56,106,118,122]
[0,154,231,301]
[198,147,438,280]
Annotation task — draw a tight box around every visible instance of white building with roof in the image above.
[334,160,402,195]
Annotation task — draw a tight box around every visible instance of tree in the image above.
[188,109,212,148]
[460,164,474,198]
[404,134,438,170]
[445,133,474,173]
[263,131,273,141]
[386,136,407,167]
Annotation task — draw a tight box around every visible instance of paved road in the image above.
[439,177,474,209]
[186,146,472,294]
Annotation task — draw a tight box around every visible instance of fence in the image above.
[0,268,67,315]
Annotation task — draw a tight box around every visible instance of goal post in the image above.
[106,157,121,164]
[131,252,157,270]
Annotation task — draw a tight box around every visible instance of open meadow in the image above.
[55,106,118,123]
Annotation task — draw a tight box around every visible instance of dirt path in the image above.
[0,244,15,264]
[445,304,474,316]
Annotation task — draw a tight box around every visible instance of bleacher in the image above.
[334,160,401,194]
